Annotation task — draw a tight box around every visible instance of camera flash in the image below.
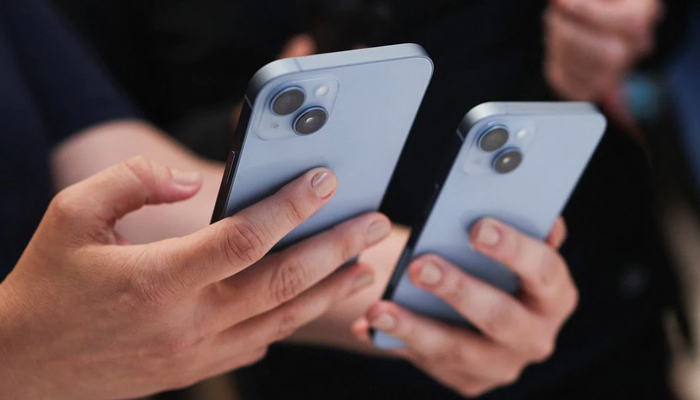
[315,86,330,97]
[517,129,528,139]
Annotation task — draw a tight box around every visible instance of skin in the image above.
[0,158,392,400]
[544,0,664,102]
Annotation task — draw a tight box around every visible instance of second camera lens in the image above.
[480,126,510,152]
[493,149,523,174]
[294,107,328,135]
[271,87,306,116]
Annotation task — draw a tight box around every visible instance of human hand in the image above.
[0,157,390,400]
[353,218,577,397]
[544,0,664,101]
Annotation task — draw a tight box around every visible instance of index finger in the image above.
[159,168,338,287]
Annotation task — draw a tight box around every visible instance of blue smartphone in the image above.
[374,102,607,349]
[211,44,433,249]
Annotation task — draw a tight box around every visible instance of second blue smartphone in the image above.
[374,102,607,349]
[211,44,433,248]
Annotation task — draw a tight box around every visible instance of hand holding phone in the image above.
[354,217,573,398]
[353,102,606,397]
[213,44,433,249]
[0,159,390,400]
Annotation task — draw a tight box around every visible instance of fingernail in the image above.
[171,169,201,187]
[417,262,443,286]
[367,219,392,245]
[370,313,397,332]
[352,272,375,292]
[311,170,337,199]
[476,221,501,247]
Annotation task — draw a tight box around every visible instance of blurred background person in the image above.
[50,0,695,399]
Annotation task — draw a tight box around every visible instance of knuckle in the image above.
[441,272,469,308]
[234,348,270,370]
[558,281,580,319]
[155,331,203,361]
[530,337,556,362]
[433,341,463,365]
[501,367,524,386]
[123,156,158,186]
[483,298,516,337]
[274,310,301,342]
[280,194,308,226]
[535,250,564,290]
[250,347,269,365]
[331,222,366,262]
[222,217,268,266]
[49,189,82,222]
[457,345,483,367]
[439,338,481,366]
[127,268,172,309]
[269,258,309,305]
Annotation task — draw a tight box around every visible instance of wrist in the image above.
[0,284,24,397]
[0,282,42,400]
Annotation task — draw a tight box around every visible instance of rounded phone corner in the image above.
[245,59,302,105]
[460,103,508,137]
[404,43,435,74]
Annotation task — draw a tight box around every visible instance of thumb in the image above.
[279,34,316,59]
[48,157,202,239]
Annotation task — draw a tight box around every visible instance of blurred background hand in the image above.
[544,0,664,102]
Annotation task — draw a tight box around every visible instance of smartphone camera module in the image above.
[256,77,339,141]
[493,149,523,174]
[294,107,328,135]
[479,126,510,152]
[271,87,306,116]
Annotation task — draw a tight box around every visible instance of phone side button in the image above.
[223,151,237,184]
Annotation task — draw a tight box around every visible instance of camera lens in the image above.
[294,107,328,135]
[271,87,306,116]
[493,149,523,174]
[480,126,509,152]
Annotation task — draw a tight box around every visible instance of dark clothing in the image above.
[50,0,302,161]
[240,320,672,400]
[47,0,687,398]
[0,0,136,278]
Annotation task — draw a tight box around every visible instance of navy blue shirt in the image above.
[0,0,136,278]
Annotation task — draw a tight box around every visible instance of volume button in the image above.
[224,151,237,184]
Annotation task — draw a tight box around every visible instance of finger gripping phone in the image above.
[374,102,607,349]
[211,44,433,250]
